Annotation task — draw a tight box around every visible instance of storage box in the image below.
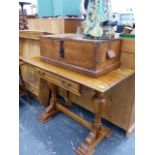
[40,34,121,77]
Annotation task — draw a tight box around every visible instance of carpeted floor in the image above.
[19,96,135,155]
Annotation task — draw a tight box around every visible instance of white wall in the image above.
[19,0,37,15]
[112,0,135,12]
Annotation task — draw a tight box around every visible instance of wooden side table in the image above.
[20,56,134,155]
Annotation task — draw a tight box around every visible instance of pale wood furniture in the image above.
[121,38,135,69]
[19,30,51,103]
[27,18,81,34]
[19,30,135,135]
[20,56,134,155]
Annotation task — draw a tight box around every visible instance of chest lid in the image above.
[40,33,80,40]
[40,33,119,43]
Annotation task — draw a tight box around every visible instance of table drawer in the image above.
[36,67,81,96]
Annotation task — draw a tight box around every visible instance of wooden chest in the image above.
[40,34,121,77]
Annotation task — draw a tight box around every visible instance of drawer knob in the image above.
[39,71,45,76]
[61,80,65,84]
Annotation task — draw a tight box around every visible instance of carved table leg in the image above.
[38,84,58,123]
[76,92,112,155]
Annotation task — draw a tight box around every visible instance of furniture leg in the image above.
[126,124,135,137]
[64,91,72,107]
[38,84,58,123]
[76,92,112,155]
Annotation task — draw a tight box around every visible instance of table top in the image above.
[20,56,134,93]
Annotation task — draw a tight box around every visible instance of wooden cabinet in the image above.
[19,30,51,104]
[120,38,135,69]
[27,18,81,34]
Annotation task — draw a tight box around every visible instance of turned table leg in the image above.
[76,92,112,155]
[38,84,58,123]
